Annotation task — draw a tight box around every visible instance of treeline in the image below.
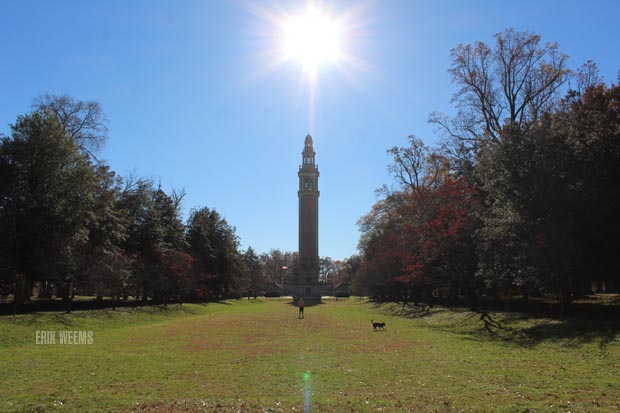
[0,95,265,313]
[353,29,620,316]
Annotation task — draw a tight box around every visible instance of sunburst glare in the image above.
[237,0,380,129]
[280,6,343,72]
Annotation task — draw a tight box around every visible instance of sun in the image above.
[238,0,377,128]
[280,7,343,71]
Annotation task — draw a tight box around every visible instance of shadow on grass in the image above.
[0,301,220,327]
[375,300,620,350]
[0,298,234,316]
[466,315,620,350]
[431,311,620,350]
[372,300,448,320]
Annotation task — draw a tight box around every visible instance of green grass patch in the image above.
[1,298,619,412]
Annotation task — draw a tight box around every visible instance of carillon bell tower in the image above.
[296,134,320,296]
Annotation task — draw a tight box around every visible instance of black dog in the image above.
[371,319,386,331]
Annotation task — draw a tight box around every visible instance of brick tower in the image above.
[296,134,320,297]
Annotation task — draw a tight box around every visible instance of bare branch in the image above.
[33,94,109,156]
[432,28,569,151]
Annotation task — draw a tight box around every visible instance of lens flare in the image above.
[303,372,311,413]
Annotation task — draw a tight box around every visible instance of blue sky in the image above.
[1,0,619,260]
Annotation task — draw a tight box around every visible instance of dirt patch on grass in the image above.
[173,313,294,357]
[184,337,286,358]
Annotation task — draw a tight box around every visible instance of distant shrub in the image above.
[264,291,281,298]
[335,292,350,298]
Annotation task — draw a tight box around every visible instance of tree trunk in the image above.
[62,278,74,313]
[560,288,572,320]
[466,281,478,311]
[12,272,28,317]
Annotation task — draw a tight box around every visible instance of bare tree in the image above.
[575,60,603,93]
[386,135,450,193]
[33,94,109,158]
[260,249,296,284]
[171,187,187,212]
[430,28,569,147]
[387,135,425,193]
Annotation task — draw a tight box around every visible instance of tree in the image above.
[0,111,99,312]
[242,247,264,298]
[430,28,569,148]
[575,60,603,93]
[163,250,195,305]
[319,257,339,284]
[1,95,249,312]
[186,207,242,299]
[404,178,481,305]
[386,135,450,193]
[260,249,295,284]
[357,194,406,299]
[559,81,620,305]
[79,164,132,307]
[476,80,620,316]
[150,187,187,302]
[341,255,362,284]
[33,94,108,158]
[116,180,187,303]
[358,133,482,304]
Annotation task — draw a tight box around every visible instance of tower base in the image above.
[284,282,333,299]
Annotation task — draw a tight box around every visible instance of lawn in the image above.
[1,298,619,412]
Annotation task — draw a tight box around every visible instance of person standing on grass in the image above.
[298,298,305,319]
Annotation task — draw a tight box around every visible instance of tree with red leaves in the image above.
[358,136,481,305]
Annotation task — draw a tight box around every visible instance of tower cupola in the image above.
[302,134,316,167]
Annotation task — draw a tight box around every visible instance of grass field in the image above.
[1,298,619,412]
